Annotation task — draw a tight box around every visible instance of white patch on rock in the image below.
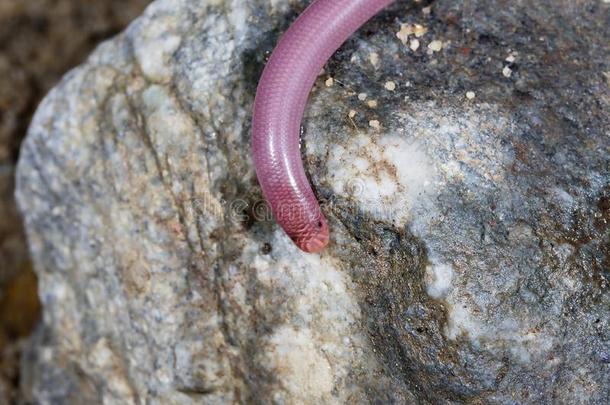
[131,11,182,83]
[88,338,137,404]
[326,133,436,226]
[425,262,454,298]
[266,327,334,402]
[445,303,555,364]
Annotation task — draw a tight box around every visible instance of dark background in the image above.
[0,1,150,401]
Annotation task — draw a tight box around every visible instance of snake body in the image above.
[252,0,395,252]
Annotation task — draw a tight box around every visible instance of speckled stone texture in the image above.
[16,0,609,403]
[0,0,150,403]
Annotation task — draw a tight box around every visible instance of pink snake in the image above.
[252,0,395,252]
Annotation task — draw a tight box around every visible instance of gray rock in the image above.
[16,0,609,403]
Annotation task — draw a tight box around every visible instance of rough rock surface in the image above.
[0,0,150,403]
[0,0,151,286]
[16,0,609,403]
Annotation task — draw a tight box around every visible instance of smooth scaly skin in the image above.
[252,0,395,253]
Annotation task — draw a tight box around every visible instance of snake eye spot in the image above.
[317,221,323,228]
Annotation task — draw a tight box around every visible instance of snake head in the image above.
[294,217,329,253]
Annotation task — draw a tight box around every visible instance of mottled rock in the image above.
[0,0,151,402]
[16,0,609,403]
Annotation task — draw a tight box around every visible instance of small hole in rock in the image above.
[261,243,272,255]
